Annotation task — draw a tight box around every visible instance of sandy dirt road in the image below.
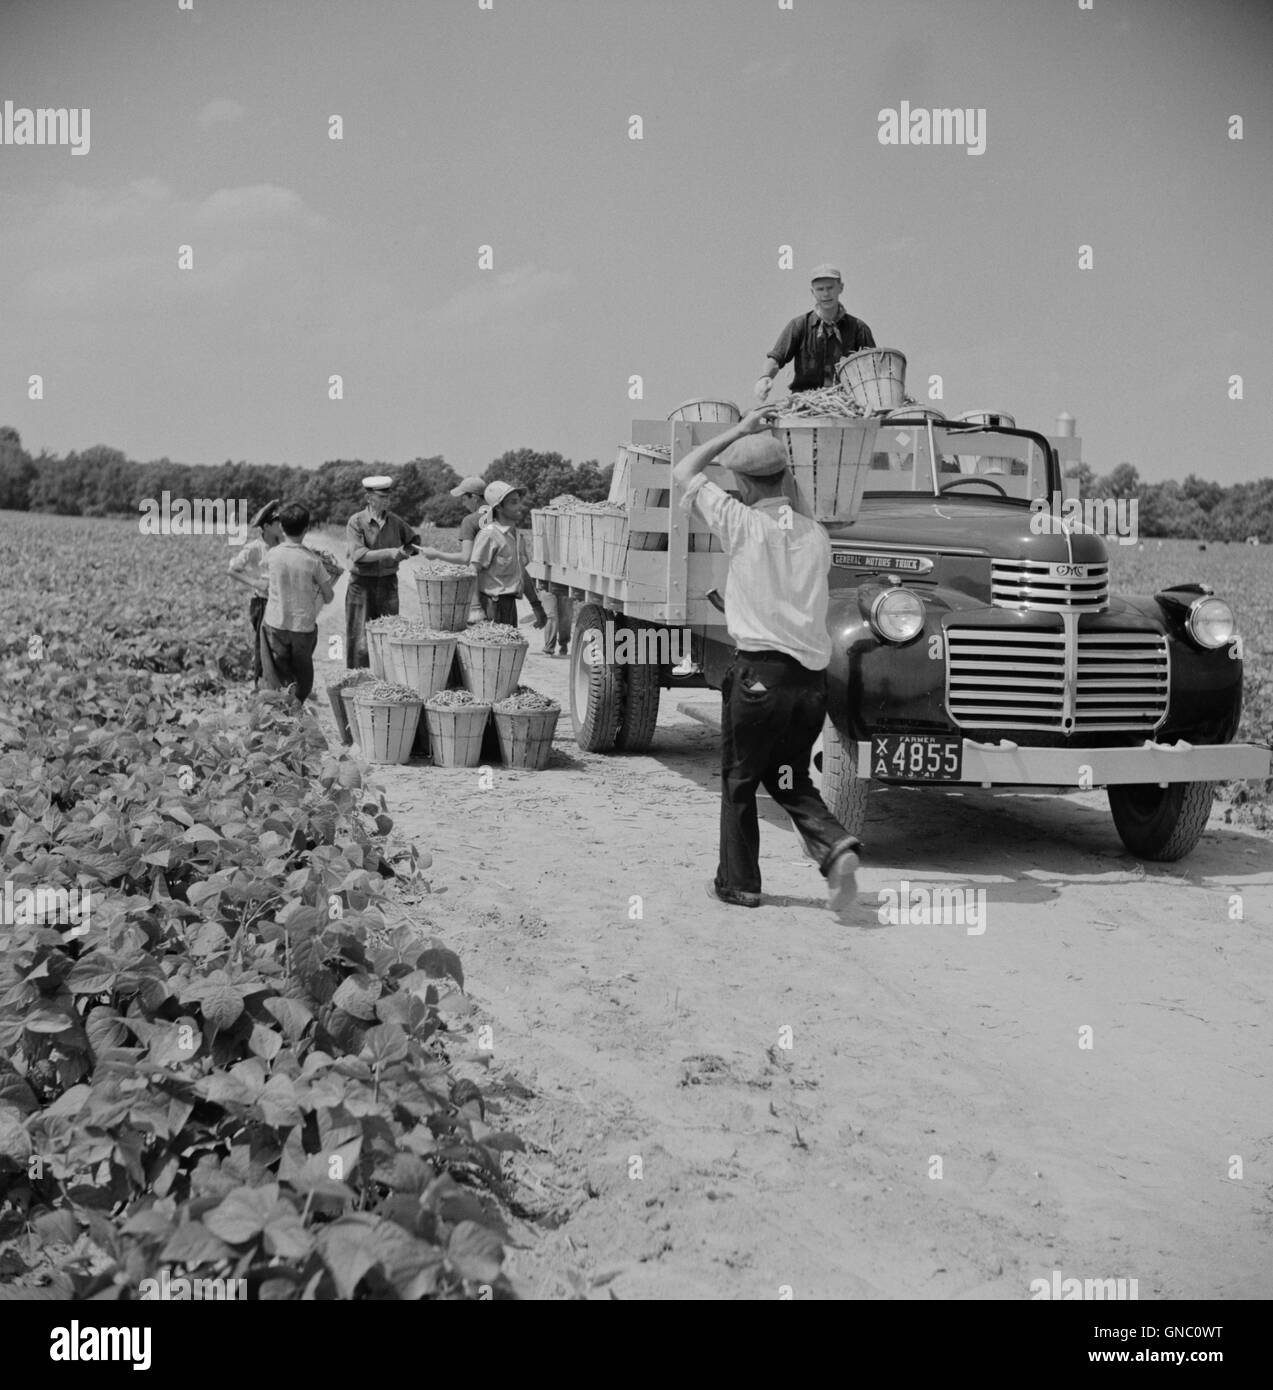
[312,565,1273,1301]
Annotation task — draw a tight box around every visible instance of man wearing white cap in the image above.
[754,265,875,400]
[672,407,861,923]
[344,475,420,667]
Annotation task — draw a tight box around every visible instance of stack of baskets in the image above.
[426,628,561,769]
[426,621,545,768]
[336,565,563,768]
[533,495,629,574]
[410,564,562,770]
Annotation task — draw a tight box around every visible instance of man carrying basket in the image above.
[754,264,875,400]
[672,408,862,924]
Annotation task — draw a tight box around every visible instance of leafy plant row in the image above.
[0,516,521,1299]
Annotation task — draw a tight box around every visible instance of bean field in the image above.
[0,510,518,1299]
[1,512,1270,1302]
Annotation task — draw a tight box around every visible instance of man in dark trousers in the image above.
[672,408,861,922]
[344,475,420,667]
[227,498,283,687]
[754,264,875,400]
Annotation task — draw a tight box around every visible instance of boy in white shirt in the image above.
[467,482,547,630]
[261,503,335,704]
[228,499,283,687]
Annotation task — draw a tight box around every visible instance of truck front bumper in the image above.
[855,739,1272,788]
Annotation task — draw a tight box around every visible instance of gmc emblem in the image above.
[1055,564,1088,578]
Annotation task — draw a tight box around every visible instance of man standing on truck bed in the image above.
[754,264,875,400]
[672,408,861,923]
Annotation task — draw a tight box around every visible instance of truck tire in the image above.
[1107,781,1216,862]
[570,603,623,752]
[613,620,661,752]
[818,719,868,840]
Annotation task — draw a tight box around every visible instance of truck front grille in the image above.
[991,558,1109,612]
[946,628,1169,733]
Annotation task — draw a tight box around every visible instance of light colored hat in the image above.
[450,475,487,498]
[719,434,788,477]
[809,263,843,283]
[362,475,393,491]
[484,480,522,508]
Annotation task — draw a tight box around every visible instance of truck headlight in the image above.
[1186,596,1236,649]
[869,587,925,643]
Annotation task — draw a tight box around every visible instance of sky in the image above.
[1,0,1270,484]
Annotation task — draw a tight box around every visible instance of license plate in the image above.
[870,734,963,782]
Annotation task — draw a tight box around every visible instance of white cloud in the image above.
[427,265,573,330]
[197,99,245,129]
[194,183,321,228]
[10,180,323,315]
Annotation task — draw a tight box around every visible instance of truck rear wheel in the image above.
[613,619,661,752]
[570,603,623,752]
[1107,781,1216,861]
[817,719,868,841]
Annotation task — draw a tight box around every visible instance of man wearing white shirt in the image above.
[467,482,548,629]
[228,498,283,687]
[673,409,860,921]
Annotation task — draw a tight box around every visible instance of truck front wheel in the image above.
[816,719,868,841]
[1107,781,1216,861]
[570,603,623,752]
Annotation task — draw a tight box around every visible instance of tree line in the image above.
[2,426,1270,541]
[1068,460,1273,543]
[0,427,613,529]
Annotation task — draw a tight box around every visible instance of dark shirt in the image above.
[458,510,483,547]
[345,508,420,579]
[769,306,876,392]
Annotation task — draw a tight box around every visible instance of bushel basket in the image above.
[415,570,477,632]
[353,693,422,764]
[773,420,880,523]
[835,348,908,413]
[667,399,741,425]
[389,633,457,700]
[366,627,392,680]
[326,671,375,745]
[425,701,491,768]
[340,686,365,745]
[456,632,528,703]
[493,705,560,770]
[610,444,670,551]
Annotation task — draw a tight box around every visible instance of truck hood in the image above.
[824,495,1110,564]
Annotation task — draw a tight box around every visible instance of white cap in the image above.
[362,475,393,491]
[484,481,521,508]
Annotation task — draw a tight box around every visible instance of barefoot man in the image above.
[673,408,861,921]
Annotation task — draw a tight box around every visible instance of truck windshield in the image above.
[864,426,1051,501]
